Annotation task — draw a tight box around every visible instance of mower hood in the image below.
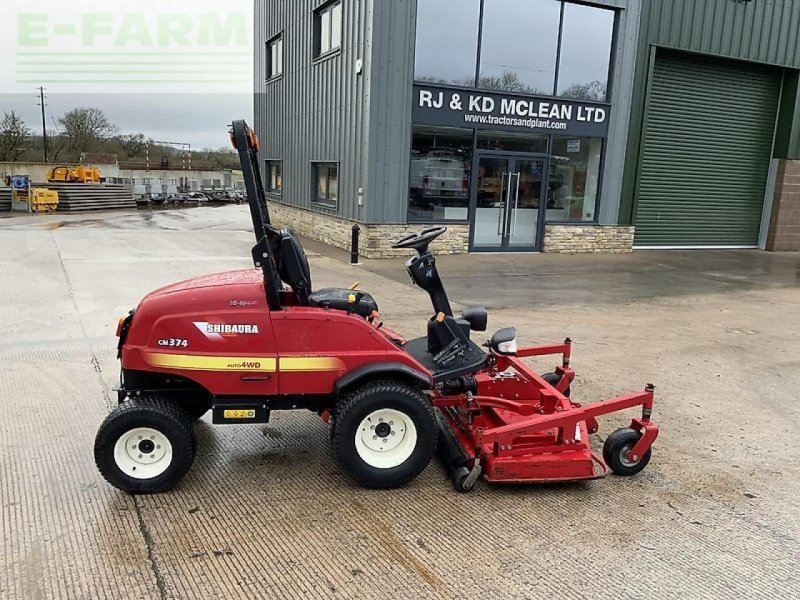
[148,269,263,297]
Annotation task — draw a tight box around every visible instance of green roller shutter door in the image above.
[634,51,780,247]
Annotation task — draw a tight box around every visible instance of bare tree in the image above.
[558,80,607,102]
[58,107,118,156]
[0,111,32,161]
[417,72,544,96]
[114,133,148,158]
[473,72,543,95]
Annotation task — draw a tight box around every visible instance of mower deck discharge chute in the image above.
[94,120,659,494]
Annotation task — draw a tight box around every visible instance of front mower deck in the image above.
[432,339,658,490]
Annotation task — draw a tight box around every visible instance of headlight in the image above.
[497,337,517,355]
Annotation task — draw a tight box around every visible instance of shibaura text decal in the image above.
[412,84,610,138]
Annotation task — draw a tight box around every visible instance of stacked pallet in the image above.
[47,183,136,211]
[0,183,134,212]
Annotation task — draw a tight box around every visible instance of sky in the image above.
[0,0,254,150]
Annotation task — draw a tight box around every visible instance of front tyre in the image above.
[94,396,196,493]
[330,380,437,489]
[603,427,652,477]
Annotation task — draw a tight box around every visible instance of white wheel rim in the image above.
[354,409,418,469]
[113,427,173,480]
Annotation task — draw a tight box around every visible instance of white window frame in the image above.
[266,33,283,80]
[314,1,342,58]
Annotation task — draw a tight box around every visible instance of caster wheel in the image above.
[330,380,437,489]
[94,395,196,493]
[451,465,480,493]
[541,372,570,397]
[603,427,652,476]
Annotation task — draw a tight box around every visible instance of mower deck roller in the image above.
[94,120,659,495]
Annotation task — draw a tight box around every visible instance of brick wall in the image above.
[543,225,635,253]
[267,200,470,259]
[766,160,800,252]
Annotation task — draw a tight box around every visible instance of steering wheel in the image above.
[391,226,448,252]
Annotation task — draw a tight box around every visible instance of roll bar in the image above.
[230,120,282,310]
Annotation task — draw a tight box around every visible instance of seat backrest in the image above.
[276,229,312,305]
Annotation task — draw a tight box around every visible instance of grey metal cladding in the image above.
[645,0,800,68]
[363,0,416,224]
[254,0,370,222]
[599,0,639,225]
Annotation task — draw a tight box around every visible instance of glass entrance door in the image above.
[472,155,546,251]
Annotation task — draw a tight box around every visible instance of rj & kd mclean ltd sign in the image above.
[412,85,610,138]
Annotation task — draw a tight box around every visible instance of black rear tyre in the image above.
[330,380,437,489]
[603,427,652,476]
[95,395,196,493]
[177,398,211,420]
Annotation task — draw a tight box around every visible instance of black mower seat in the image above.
[309,288,378,318]
[273,228,377,317]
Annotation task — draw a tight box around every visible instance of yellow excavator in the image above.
[47,165,102,184]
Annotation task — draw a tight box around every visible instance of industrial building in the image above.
[255,0,800,257]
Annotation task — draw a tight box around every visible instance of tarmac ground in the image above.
[1,205,799,599]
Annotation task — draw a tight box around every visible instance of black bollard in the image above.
[350,224,360,264]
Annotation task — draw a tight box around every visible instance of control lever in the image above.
[434,338,467,368]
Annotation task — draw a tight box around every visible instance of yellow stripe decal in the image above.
[145,354,346,373]
[278,356,346,372]
[146,353,277,372]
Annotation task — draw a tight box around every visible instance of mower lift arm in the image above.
[478,387,658,450]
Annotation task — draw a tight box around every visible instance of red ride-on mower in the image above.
[94,121,659,494]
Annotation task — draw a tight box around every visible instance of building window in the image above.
[266,34,283,80]
[479,0,560,94]
[414,0,481,86]
[548,137,603,222]
[557,3,614,100]
[408,126,472,222]
[266,160,282,195]
[312,162,338,209]
[414,1,616,100]
[314,1,342,58]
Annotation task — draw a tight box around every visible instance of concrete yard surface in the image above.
[1,205,799,599]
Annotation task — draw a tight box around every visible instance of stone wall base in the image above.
[267,201,470,258]
[543,224,635,253]
[269,202,637,257]
[766,159,800,252]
